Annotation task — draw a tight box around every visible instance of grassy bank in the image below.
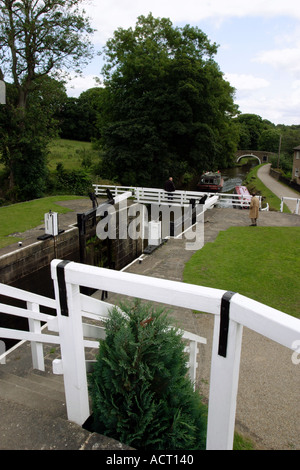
[0,195,85,249]
[183,225,300,319]
[47,139,100,172]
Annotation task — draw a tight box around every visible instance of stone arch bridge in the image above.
[236,150,276,164]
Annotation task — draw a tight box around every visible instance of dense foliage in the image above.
[1,3,299,201]
[97,14,239,187]
[58,88,105,142]
[0,0,94,200]
[89,300,207,450]
[0,78,67,200]
[234,114,300,176]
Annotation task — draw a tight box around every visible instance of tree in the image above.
[258,129,281,153]
[58,88,105,141]
[89,299,207,450]
[0,0,94,199]
[235,114,264,150]
[98,14,239,187]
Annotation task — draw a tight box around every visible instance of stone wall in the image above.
[270,168,300,192]
[0,227,80,285]
[0,210,143,285]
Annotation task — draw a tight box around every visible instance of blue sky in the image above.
[67,0,300,125]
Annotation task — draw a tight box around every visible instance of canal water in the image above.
[221,161,258,193]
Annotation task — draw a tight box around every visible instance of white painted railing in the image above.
[2,261,300,449]
[0,283,59,369]
[280,196,300,214]
[93,184,269,211]
[0,277,206,436]
[93,184,216,207]
[217,193,269,211]
[50,259,300,450]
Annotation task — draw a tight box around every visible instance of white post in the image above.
[52,260,90,426]
[0,80,5,105]
[206,313,243,450]
[28,302,45,371]
[0,340,6,364]
[280,197,284,212]
[188,340,198,390]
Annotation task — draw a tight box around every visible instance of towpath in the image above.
[257,163,300,213]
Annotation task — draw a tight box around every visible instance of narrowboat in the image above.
[234,185,251,209]
[197,171,224,192]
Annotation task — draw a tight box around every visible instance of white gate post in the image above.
[28,301,45,371]
[206,292,243,450]
[52,260,90,426]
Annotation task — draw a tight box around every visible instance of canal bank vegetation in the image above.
[183,226,300,319]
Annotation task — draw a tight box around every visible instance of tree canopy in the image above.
[0,0,94,107]
[98,14,239,187]
[0,0,94,200]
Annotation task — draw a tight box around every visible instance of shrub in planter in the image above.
[88,299,207,450]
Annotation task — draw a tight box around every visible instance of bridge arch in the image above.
[236,154,262,164]
[235,150,272,165]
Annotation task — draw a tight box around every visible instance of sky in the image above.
[66,0,300,126]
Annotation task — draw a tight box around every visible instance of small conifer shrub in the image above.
[88,299,207,450]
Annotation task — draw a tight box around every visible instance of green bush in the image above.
[48,163,92,195]
[88,299,207,450]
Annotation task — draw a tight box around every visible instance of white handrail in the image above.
[280,196,300,214]
[50,259,300,450]
[93,184,271,211]
[0,282,58,370]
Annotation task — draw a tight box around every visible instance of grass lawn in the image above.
[47,138,100,171]
[0,195,85,249]
[183,226,300,319]
[0,138,100,173]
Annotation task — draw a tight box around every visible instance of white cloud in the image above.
[85,0,300,45]
[236,87,300,125]
[65,74,102,97]
[225,73,270,91]
[255,48,300,75]
[74,0,300,124]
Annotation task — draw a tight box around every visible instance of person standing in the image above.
[164,177,176,201]
[249,193,259,226]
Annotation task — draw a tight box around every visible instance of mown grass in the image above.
[0,195,85,249]
[183,226,300,319]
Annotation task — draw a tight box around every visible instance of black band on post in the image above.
[106,188,115,205]
[218,291,236,358]
[57,260,72,317]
